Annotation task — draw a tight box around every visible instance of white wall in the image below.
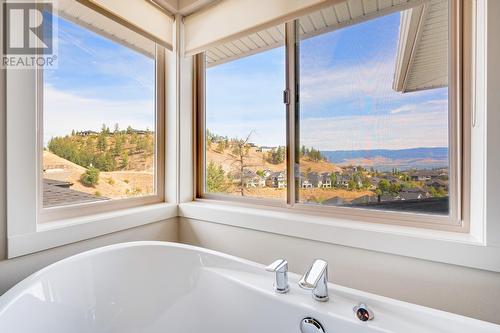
[179,217,500,324]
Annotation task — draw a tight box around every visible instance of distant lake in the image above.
[322,147,449,171]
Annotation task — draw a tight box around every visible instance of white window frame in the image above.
[5,8,178,258]
[181,0,500,272]
[196,1,466,231]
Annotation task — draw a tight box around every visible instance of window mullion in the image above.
[285,21,298,207]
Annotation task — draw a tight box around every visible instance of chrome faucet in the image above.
[265,259,289,293]
[299,259,329,302]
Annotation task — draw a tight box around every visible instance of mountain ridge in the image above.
[322,147,448,171]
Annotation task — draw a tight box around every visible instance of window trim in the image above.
[195,1,471,232]
[6,13,173,259]
[38,44,166,223]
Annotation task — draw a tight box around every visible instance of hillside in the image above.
[43,151,154,200]
[206,146,342,175]
[47,129,154,172]
[43,129,155,202]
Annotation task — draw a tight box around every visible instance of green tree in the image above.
[330,173,337,187]
[80,167,100,187]
[206,162,227,193]
[101,123,110,135]
[112,133,125,157]
[266,146,285,164]
[215,141,225,153]
[121,151,129,170]
[389,182,401,194]
[97,133,107,152]
[377,179,391,193]
[136,135,148,153]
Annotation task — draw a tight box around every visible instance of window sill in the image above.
[8,203,178,258]
[178,201,500,272]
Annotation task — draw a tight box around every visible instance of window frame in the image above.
[5,7,175,259]
[38,43,166,223]
[195,0,470,232]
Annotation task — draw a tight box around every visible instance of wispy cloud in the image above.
[43,85,154,145]
[300,109,448,151]
[389,99,448,114]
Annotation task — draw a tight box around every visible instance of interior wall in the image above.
[179,217,500,324]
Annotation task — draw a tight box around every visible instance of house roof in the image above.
[393,0,448,93]
[43,179,109,208]
[399,191,423,200]
[58,0,156,58]
[323,196,345,205]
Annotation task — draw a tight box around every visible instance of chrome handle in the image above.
[265,259,289,294]
[265,259,288,272]
[299,259,327,289]
[299,259,329,302]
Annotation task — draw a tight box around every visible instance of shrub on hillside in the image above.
[80,167,100,187]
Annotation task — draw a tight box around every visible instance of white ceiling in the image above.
[152,0,218,15]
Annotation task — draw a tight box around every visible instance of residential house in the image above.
[299,173,313,188]
[319,172,332,188]
[426,179,448,191]
[257,146,276,153]
[241,170,265,188]
[266,171,287,189]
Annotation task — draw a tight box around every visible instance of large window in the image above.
[198,0,463,228]
[41,7,164,218]
[296,2,451,216]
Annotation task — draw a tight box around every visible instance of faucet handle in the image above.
[299,259,329,302]
[265,259,289,294]
[299,259,328,289]
[265,259,288,273]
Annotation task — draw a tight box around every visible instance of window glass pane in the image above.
[205,26,286,200]
[297,0,450,215]
[42,9,156,208]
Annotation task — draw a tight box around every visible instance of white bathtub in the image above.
[0,241,498,333]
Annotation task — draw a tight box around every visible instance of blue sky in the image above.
[45,10,449,152]
[43,14,155,145]
[207,12,449,151]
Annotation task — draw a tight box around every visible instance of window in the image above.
[296,2,452,216]
[198,0,464,228]
[40,6,165,220]
[201,25,287,202]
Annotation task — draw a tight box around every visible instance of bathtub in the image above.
[0,241,498,333]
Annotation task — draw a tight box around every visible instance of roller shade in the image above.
[76,0,174,50]
[184,0,329,56]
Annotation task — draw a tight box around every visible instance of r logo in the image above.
[3,2,53,55]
